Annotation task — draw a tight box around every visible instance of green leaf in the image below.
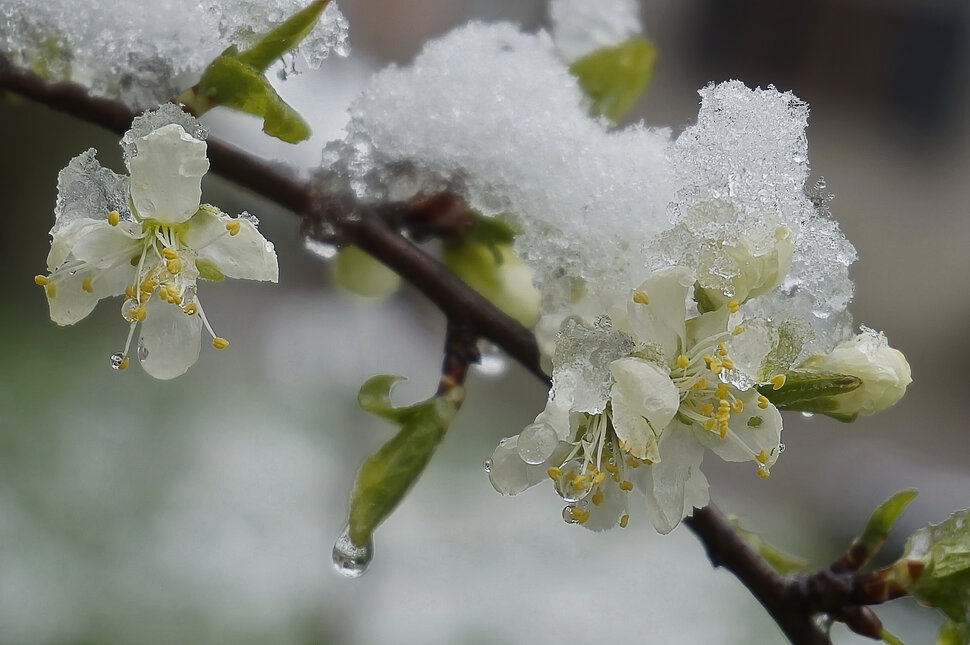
[938,621,970,645]
[569,37,656,122]
[235,0,331,72]
[844,489,919,569]
[729,517,810,575]
[348,376,462,547]
[900,508,970,625]
[192,55,310,142]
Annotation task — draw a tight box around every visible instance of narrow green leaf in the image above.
[844,489,919,569]
[729,518,810,575]
[570,37,656,122]
[193,55,311,142]
[881,628,908,645]
[348,379,461,547]
[235,0,330,71]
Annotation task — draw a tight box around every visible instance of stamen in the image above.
[619,514,630,528]
[618,480,633,491]
[569,507,590,524]
[182,303,198,316]
[162,247,178,260]
[757,395,770,409]
[118,356,130,370]
[632,290,649,305]
[716,342,729,357]
[731,399,743,413]
[226,220,241,236]
[715,383,730,399]
[547,466,562,481]
[212,337,230,350]
[45,282,57,298]
[727,299,740,313]
[125,284,136,299]
[757,464,771,479]
[755,450,770,465]
[676,354,690,369]
[107,210,120,226]
[34,275,49,286]
[591,489,604,506]
[732,324,746,336]
[770,374,787,390]
[166,258,182,275]
[81,276,94,293]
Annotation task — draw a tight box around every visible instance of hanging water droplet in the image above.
[482,458,492,473]
[473,341,507,378]
[109,352,125,370]
[517,422,559,465]
[137,339,150,362]
[121,299,137,322]
[562,505,579,524]
[553,460,592,503]
[332,526,374,578]
[801,412,815,419]
[303,237,338,260]
[777,442,786,453]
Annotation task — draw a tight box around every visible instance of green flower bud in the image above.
[695,226,794,311]
[443,241,540,327]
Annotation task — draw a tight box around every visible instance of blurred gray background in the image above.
[1,0,967,643]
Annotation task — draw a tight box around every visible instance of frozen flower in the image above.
[489,267,783,533]
[36,114,278,379]
[797,327,911,419]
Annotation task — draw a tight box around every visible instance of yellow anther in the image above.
[591,489,604,506]
[703,355,714,368]
[619,514,630,528]
[125,284,136,299]
[676,354,690,369]
[570,507,590,524]
[571,474,590,490]
[715,383,730,399]
[45,282,57,298]
[755,449,770,465]
[166,258,182,275]
[107,210,120,226]
[81,276,94,293]
[592,471,606,485]
[704,418,716,431]
[182,303,198,316]
[719,423,729,440]
[731,399,744,413]
[605,462,619,475]
[141,277,157,292]
[757,464,771,479]
[727,299,740,313]
[732,324,746,336]
[757,395,770,410]
[717,342,729,357]
[619,480,633,492]
[641,458,654,465]
[547,466,562,481]
[721,358,734,370]
[212,337,230,350]
[130,305,147,322]
[165,284,180,301]
[699,403,715,416]
[34,275,49,286]
[162,247,178,260]
[770,374,787,390]
[226,220,241,236]
[625,456,640,468]
[632,290,650,305]
[690,378,708,391]
[117,356,129,370]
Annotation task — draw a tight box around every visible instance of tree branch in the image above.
[0,57,908,645]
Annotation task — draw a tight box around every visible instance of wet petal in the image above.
[692,390,782,464]
[581,481,628,532]
[129,124,208,224]
[488,436,555,495]
[637,424,707,534]
[184,208,279,282]
[70,221,142,269]
[609,357,678,459]
[138,296,202,380]
[627,267,692,358]
[47,218,104,270]
[46,263,130,326]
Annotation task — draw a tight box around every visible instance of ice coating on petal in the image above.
[138,297,203,380]
[122,103,207,168]
[0,0,349,107]
[549,0,642,62]
[638,424,708,534]
[129,124,208,224]
[551,317,634,414]
[52,149,130,236]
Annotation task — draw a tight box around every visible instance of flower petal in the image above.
[609,357,678,459]
[183,208,279,282]
[129,124,208,224]
[47,218,105,270]
[692,389,782,464]
[70,221,142,269]
[138,297,203,380]
[580,481,628,532]
[627,267,693,358]
[488,436,561,495]
[46,263,130,326]
[636,423,707,534]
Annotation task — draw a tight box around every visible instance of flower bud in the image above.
[799,328,911,417]
[695,226,794,311]
[443,241,541,327]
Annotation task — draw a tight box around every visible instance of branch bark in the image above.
[0,57,904,645]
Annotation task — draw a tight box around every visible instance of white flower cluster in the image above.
[0,0,349,107]
[37,104,279,379]
[324,14,911,532]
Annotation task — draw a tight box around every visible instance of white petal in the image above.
[129,124,208,224]
[684,306,731,348]
[637,423,706,534]
[70,221,142,269]
[534,395,575,441]
[488,436,556,495]
[47,218,104,270]
[183,208,279,282]
[627,267,692,358]
[609,357,678,459]
[46,264,130,326]
[692,390,782,464]
[138,297,203,380]
[580,481,628,532]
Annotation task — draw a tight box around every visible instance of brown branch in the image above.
[1,56,909,645]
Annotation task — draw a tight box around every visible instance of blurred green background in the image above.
[1,0,967,642]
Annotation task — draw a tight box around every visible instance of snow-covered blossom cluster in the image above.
[321,3,910,532]
[0,0,349,107]
[36,104,279,379]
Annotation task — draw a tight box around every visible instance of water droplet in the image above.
[239,211,259,226]
[137,339,149,362]
[109,352,125,370]
[553,460,592,502]
[121,300,137,322]
[582,432,594,444]
[498,436,510,447]
[517,422,559,465]
[801,412,815,419]
[332,526,374,578]
[562,505,579,524]
[473,341,507,378]
[777,442,786,453]
[482,458,492,473]
[303,237,338,260]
